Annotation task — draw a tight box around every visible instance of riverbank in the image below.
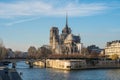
[0,67,22,80]
[33,59,120,70]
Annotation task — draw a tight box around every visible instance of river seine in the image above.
[10,61,120,80]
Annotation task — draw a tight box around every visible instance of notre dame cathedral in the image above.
[50,15,83,54]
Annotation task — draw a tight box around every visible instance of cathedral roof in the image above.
[73,35,81,43]
[50,27,58,31]
[67,34,74,41]
[64,34,80,44]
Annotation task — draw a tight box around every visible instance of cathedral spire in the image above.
[62,13,71,34]
[66,13,68,28]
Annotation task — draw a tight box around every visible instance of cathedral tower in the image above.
[50,27,59,50]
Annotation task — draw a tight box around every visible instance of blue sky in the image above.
[0,0,120,51]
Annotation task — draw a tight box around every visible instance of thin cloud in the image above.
[0,1,109,18]
[5,17,40,26]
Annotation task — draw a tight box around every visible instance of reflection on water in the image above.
[9,61,120,80]
[106,70,120,80]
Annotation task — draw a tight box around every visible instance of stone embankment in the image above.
[33,59,120,70]
[0,67,22,80]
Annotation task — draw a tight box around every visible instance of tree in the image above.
[0,39,7,60]
[81,47,89,55]
[110,54,119,60]
[36,47,42,59]
[90,50,99,58]
[14,51,22,58]
[0,47,7,60]
[0,39,3,47]
[40,46,52,59]
[28,46,37,59]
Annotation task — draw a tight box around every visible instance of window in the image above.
[67,66,71,68]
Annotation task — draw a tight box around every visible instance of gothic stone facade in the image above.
[50,16,82,54]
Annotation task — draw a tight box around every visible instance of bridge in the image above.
[2,59,27,63]
[2,58,45,68]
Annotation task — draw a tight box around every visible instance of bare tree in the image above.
[81,47,89,55]
[0,38,3,47]
[0,39,7,60]
[0,47,7,60]
[28,46,37,59]
[40,46,52,59]
[14,51,22,58]
[36,47,42,59]
[90,50,99,58]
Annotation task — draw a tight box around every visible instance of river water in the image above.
[9,61,120,80]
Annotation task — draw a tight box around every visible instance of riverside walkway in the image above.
[0,67,22,80]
